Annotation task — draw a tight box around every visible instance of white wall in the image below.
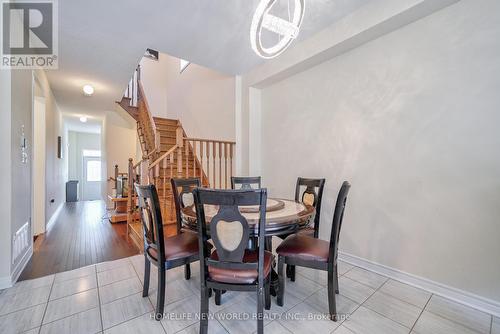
[258,0,500,303]
[68,131,101,199]
[35,70,65,228]
[0,68,12,285]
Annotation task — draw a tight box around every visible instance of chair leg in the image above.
[155,268,166,321]
[184,263,191,280]
[290,265,296,282]
[334,265,339,294]
[215,289,222,306]
[327,266,337,321]
[286,264,291,278]
[257,286,264,334]
[265,275,271,310]
[277,256,285,307]
[200,286,209,334]
[142,256,150,297]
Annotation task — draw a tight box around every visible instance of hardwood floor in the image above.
[19,200,140,281]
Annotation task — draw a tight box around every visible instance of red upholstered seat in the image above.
[208,250,273,284]
[147,232,200,262]
[276,234,330,262]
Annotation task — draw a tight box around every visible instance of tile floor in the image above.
[0,254,497,334]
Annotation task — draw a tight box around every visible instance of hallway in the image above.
[20,201,140,281]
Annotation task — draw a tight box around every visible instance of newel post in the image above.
[176,125,184,178]
[114,164,119,191]
[126,158,134,236]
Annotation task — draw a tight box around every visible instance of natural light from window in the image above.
[86,160,101,182]
[83,149,101,157]
[180,59,190,73]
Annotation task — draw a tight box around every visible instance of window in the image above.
[83,149,101,157]
[180,59,190,73]
[86,160,101,182]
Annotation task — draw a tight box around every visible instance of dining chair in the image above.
[194,187,272,334]
[230,176,262,189]
[276,181,350,321]
[282,177,326,281]
[135,183,202,320]
[171,177,201,280]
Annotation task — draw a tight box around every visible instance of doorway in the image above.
[82,151,102,200]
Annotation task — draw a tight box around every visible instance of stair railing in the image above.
[183,137,235,189]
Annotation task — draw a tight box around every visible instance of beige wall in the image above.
[140,52,236,141]
[258,0,500,303]
[164,56,236,141]
[103,111,137,207]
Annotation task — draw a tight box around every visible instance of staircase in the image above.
[116,65,235,249]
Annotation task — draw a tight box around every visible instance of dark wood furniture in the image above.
[171,177,201,279]
[294,177,326,238]
[284,177,326,281]
[231,176,262,189]
[181,198,315,296]
[276,181,350,321]
[193,188,272,334]
[135,183,202,320]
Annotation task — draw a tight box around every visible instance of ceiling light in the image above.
[82,84,94,96]
[250,0,305,59]
[80,116,88,123]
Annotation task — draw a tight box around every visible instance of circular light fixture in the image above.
[250,0,305,59]
[79,116,88,123]
[82,84,94,96]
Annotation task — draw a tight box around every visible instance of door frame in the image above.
[32,73,46,236]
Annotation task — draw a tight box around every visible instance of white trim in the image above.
[46,202,64,232]
[339,251,500,318]
[9,244,33,287]
[234,76,243,175]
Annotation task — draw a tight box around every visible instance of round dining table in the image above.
[181,198,315,236]
[181,198,315,295]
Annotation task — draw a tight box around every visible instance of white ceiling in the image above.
[47,0,372,117]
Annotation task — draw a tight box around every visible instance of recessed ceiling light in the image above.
[82,84,94,96]
[80,116,88,123]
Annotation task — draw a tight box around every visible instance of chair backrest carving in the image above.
[294,177,326,238]
[194,188,267,280]
[171,178,201,233]
[135,183,165,264]
[231,176,262,190]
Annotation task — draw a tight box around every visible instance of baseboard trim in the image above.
[46,202,64,232]
[339,251,500,318]
[0,244,34,289]
[10,244,33,285]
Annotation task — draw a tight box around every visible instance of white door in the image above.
[82,156,102,200]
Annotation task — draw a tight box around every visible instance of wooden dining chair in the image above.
[193,187,272,334]
[276,181,350,321]
[230,176,262,189]
[171,177,201,280]
[135,183,202,320]
[282,177,326,281]
[294,177,326,239]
